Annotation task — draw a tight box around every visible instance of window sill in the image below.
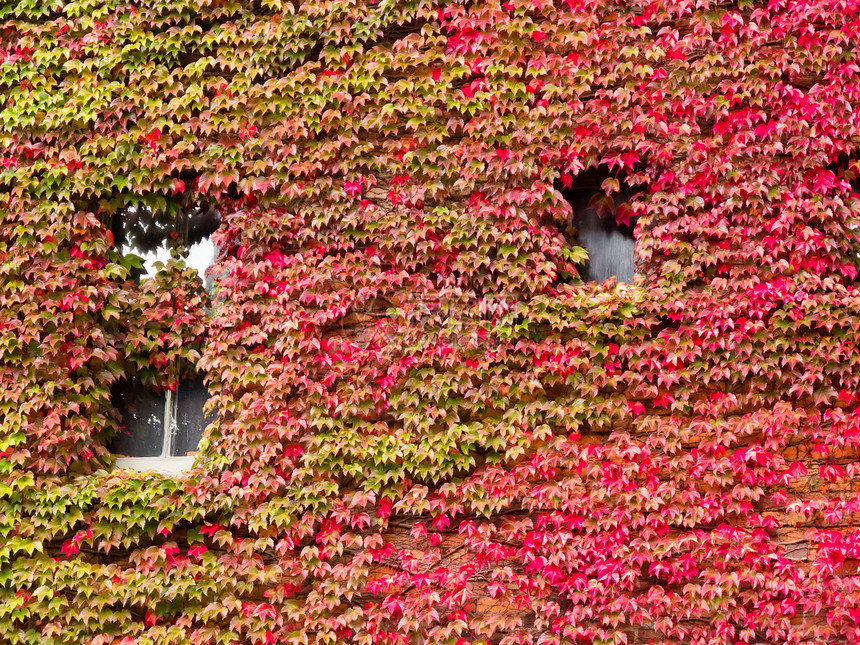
[114,456,195,476]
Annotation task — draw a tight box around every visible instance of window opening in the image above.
[834,158,860,284]
[108,370,214,468]
[106,196,221,474]
[111,199,221,288]
[557,168,640,284]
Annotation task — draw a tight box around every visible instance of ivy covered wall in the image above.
[2,0,860,643]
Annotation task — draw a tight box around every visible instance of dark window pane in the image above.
[186,207,221,245]
[558,169,638,284]
[172,376,214,456]
[570,192,635,284]
[108,380,166,457]
[184,207,221,287]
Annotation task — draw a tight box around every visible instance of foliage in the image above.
[2,0,860,643]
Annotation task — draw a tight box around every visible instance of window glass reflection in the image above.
[108,374,213,459]
[173,376,215,456]
[108,379,166,458]
[557,169,640,284]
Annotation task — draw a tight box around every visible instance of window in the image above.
[557,168,639,284]
[835,159,860,284]
[108,372,214,475]
[106,197,220,474]
[111,198,221,288]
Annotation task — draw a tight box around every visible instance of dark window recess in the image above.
[826,155,860,185]
[111,200,221,287]
[172,378,213,456]
[108,374,214,458]
[557,168,640,284]
[108,381,165,458]
[838,163,860,195]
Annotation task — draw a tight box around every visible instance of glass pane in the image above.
[121,241,171,280]
[108,379,166,457]
[571,191,636,284]
[172,376,214,456]
[186,236,217,288]
[186,206,221,245]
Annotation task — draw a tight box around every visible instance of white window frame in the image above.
[114,456,196,476]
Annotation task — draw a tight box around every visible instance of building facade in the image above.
[2,1,860,643]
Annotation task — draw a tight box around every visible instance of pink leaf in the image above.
[188,544,208,560]
[820,464,844,482]
[653,393,673,408]
[628,401,646,416]
[488,581,506,598]
[344,180,362,196]
[560,172,573,189]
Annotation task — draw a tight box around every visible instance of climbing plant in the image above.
[2,0,860,643]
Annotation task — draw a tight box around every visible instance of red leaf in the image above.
[431,514,450,530]
[653,393,673,408]
[488,581,506,598]
[345,180,362,196]
[144,128,161,151]
[821,464,845,482]
[60,539,79,558]
[200,523,224,537]
[616,202,633,227]
[188,544,208,560]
